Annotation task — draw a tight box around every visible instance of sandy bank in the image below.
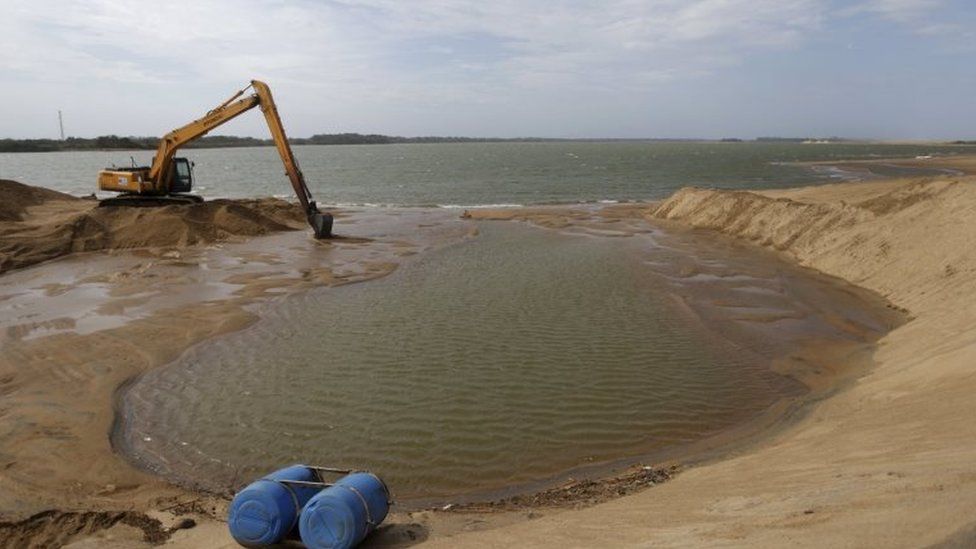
[419,175,976,547]
[804,152,976,179]
[0,179,307,274]
[653,176,971,311]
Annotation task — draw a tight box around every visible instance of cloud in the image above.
[1,0,825,88]
[328,0,826,82]
[849,0,945,22]
[838,0,973,51]
[0,0,833,135]
[0,0,970,138]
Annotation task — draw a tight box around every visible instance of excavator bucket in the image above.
[309,211,333,239]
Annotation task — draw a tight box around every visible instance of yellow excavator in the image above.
[98,80,332,238]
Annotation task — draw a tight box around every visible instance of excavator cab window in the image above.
[171,157,193,193]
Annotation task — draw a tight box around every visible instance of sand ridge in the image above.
[651,176,972,312]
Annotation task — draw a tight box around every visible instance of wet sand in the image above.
[2,155,974,546]
[796,150,976,181]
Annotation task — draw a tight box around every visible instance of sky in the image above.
[1,0,974,140]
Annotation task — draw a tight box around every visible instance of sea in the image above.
[0,141,965,206]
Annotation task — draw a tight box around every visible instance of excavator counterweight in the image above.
[97,80,333,238]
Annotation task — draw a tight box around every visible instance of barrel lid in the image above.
[228,489,285,547]
[299,496,358,549]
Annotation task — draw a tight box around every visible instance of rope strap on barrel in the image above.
[338,484,374,536]
[255,479,302,533]
[363,472,394,506]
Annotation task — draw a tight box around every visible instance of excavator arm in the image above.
[252,81,317,215]
[147,87,260,185]
[101,80,332,238]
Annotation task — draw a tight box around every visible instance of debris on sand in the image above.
[450,464,679,512]
[0,509,170,548]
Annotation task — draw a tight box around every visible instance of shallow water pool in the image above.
[116,218,898,501]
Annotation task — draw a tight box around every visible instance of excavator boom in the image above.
[98,80,332,238]
[252,81,314,213]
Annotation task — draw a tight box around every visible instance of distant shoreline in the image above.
[3,134,974,153]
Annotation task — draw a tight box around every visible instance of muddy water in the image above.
[116,217,901,501]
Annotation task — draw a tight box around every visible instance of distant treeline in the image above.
[0,133,571,152]
[0,135,269,153]
[755,137,847,143]
[303,133,564,145]
[3,134,973,153]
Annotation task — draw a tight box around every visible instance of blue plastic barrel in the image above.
[227,464,324,547]
[299,472,391,549]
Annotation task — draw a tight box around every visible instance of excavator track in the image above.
[98,194,205,208]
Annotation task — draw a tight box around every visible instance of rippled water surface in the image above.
[1,141,965,206]
[117,220,898,499]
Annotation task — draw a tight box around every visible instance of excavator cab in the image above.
[170,158,193,193]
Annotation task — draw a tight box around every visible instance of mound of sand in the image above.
[0,180,308,273]
[0,179,79,222]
